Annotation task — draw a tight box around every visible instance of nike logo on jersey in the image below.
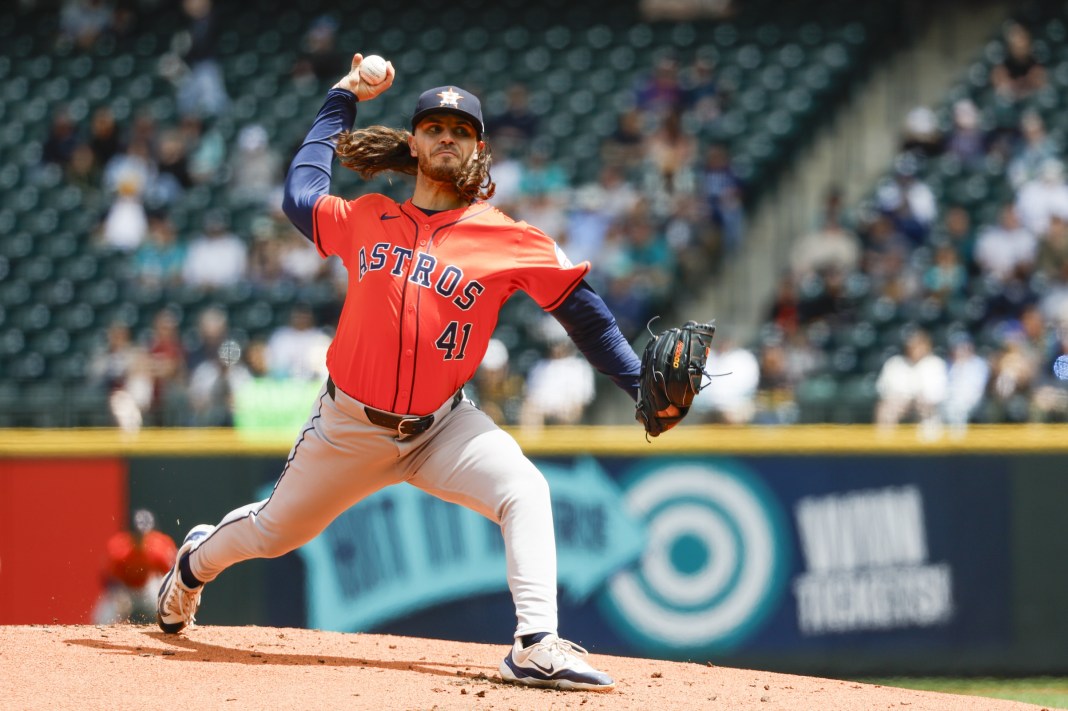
[380,213,399,220]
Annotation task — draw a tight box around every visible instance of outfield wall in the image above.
[2,425,1067,675]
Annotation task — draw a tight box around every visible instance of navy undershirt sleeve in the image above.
[549,281,641,400]
[282,88,358,241]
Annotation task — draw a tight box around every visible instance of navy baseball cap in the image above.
[411,86,484,138]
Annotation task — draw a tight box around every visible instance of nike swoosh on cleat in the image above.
[380,213,399,220]
[530,660,556,675]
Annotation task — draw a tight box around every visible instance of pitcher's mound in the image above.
[0,624,1048,710]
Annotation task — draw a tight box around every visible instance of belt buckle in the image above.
[398,415,432,438]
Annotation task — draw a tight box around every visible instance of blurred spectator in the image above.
[229,124,283,206]
[1036,215,1068,282]
[151,128,193,206]
[798,266,854,327]
[87,106,123,168]
[59,0,114,51]
[1008,110,1057,190]
[486,83,540,155]
[859,211,913,288]
[990,21,1047,101]
[681,53,723,127]
[88,319,153,430]
[248,225,286,286]
[986,322,1039,422]
[765,275,802,337]
[974,203,1037,283]
[567,165,640,266]
[900,106,943,159]
[66,143,102,199]
[874,327,947,431]
[752,339,799,425]
[188,335,251,426]
[601,108,647,175]
[186,305,229,372]
[1031,330,1068,422]
[469,338,525,426]
[486,142,524,208]
[518,146,569,198]
[690,335,759,424]
[625,209,675,312]
[876,154,937,245]
[255,218,322,285]
[944,99,987,170]
[161,0,230,118]
[133,211,186,288]
[144,307,187,425]
[180,114,227,184]
[601,272,648,341]
[42,107,79,168]
[98,172,149,252]
[941,333,990,432]
[923,243,968,301]
[291,15,345,87]
[635,54,686,120]
[1014,159,1068,238]
[266,303,331,381]
[697,143,745,256]
[103,136,156,198]
[640,108,692,196]
[182,210,248,290]
[790,186,861,281]
[516,190,568,247]
[643,109,697,201]
[664,193,717,289]
[93,509,177,624]
[930,205,977,275]
[520,326,596,428]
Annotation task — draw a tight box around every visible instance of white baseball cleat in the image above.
[156,524,214,634]
[499,634,615,691]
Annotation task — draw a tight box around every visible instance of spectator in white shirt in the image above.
[181,210,248,290]
[974,203,1037,283]
[691,336,760,424]
[875,327,948,430]
[1015,158,1068,238]
[265,303,331,381]
[942,334,990,431]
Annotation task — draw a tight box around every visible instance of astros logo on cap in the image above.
[437,88,462,108]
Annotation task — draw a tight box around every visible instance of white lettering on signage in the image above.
[792,486,953,634]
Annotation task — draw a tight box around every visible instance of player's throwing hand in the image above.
[333,52,395,100]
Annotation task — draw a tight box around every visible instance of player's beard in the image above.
[418,150,463,185]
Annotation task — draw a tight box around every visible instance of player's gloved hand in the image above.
[635,319,716,439]
[333,53,395,101]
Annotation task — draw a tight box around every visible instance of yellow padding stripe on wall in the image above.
[2,425,1068,458]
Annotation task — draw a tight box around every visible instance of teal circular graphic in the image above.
[602,460,790,653]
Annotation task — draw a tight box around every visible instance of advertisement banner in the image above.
[276,454,1010,666]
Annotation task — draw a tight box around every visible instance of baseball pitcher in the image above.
[157,53,710,691]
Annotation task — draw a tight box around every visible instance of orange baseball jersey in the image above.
[107,530,178,588]
[312,193,590,415]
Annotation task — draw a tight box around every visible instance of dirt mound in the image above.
[0,625,1049,710]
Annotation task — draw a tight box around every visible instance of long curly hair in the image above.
[334,125,495,203]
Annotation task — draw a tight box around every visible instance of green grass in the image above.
[859,677,1068,709]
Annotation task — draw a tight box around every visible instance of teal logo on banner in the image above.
[277,457,646,632]
[598,459,791,654]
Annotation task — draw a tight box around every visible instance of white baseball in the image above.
[359,55,388,85]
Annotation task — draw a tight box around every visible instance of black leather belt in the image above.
[327,377,461,438]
